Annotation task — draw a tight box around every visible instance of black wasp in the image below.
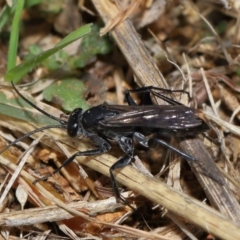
[2,83,209,206]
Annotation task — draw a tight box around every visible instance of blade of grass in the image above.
[7,0,25,71]
[4,23,93,83]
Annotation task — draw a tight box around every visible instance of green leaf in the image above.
[4,23,92,83]
[67,23,113,69]
[81,23,113,55]
[43,79,89,112]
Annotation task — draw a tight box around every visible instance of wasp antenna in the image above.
[11,82,64,124]
[0,124,66,155]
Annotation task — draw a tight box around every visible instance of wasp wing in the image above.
[101,105,206,130]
